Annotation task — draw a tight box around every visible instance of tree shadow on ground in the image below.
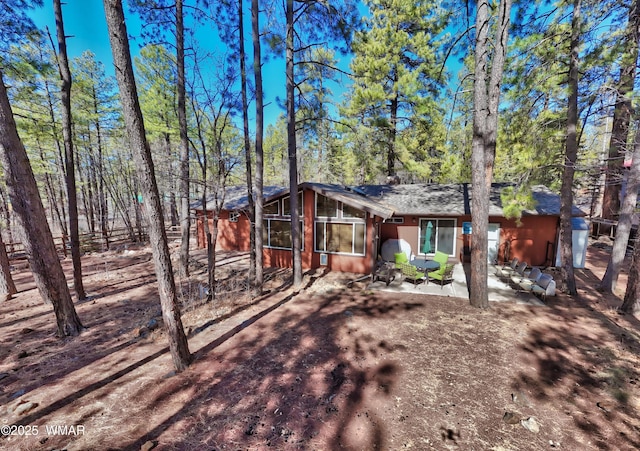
[509,267,640,450]
[121,275,415,450]
[0,279,162,407]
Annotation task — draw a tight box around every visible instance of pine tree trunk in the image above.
[54,0,86,300]
[286,0,302,287]
[176,0,190,278]
[0,70,83,336]
[209,217,219,299]
[388,72,399,177]
[469,0,511,308]
[103,0,191,371]
[600,118,640,293]
[601,0,639,220]
[469,0,490,308]
[239,0,256,287]
[559,0,581,296]
[93,83,110,250]
[43,77,68,237]
[0,231,17,300]
[621,238,640,315]
[164,133,179,227]
[252,0,265,293]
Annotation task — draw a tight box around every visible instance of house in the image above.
[192,182,586,274]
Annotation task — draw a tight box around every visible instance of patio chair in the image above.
[517,267,542,292]
[432,250,449,270]
[373,259,396,286]
[496,258,519,279]
[394,252,409,269]
[398,262,427,286]
[428,263,455,288]
[509,262,529,285]
[495,258,520,277]
[531,274,556,301]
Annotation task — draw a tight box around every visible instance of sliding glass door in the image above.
[419,219,456,256]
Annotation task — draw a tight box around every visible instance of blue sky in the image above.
[30,1,119,78]
[28,1,358,128]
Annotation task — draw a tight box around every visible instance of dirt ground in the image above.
[1,240,639,450]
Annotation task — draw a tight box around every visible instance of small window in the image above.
[342,203,366,219]
[264,200,279,216]
[316,194,338,217]
[229,211,240,223]
[283,192,303,217]
[385,217,404,224]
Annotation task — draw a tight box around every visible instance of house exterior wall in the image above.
[196,194,561,274]
[196,188,378,274]
[310,215,377,274]
[379,214,558,267]
[195,210,250,251]
[495,215,558,267]
[262,189,314,270]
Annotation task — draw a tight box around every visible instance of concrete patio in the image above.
[367,263,545,306]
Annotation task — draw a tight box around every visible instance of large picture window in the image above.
[314,194,367,255]
[315,222,366,255]
[263,219,303,250]
[419,218,456,256]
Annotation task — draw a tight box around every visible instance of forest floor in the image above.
[1,239,640,450]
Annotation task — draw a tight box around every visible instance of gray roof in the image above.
[356,183,585,217]
[190,185,287,211]
[192,182,584,218]
[301,183,394,219]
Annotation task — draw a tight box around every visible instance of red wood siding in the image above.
[196,195,560,274]
[196,188,377,274]
[195,210,250,251]
[380,214,559,267]
[495,216,558,266]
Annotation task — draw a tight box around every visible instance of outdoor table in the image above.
[410,259,441,271]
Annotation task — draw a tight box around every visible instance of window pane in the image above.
[316,194,337,217]
[283,192,303,216]
[315,222,365,255]
[264,201,279,216]
[437,219,455,255]
[326,223,350,253]
[315,222,326,251]
[342,203,366,219]
[354,223,366,254]
[270,220,291,248]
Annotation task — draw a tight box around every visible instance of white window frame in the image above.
[314,221,366,256]
[314,193,367,256]
[263,219,304,250]
[263,199,280,217]
[315,193,367,221]
[282,192,304,218]
[315,193,339,218]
